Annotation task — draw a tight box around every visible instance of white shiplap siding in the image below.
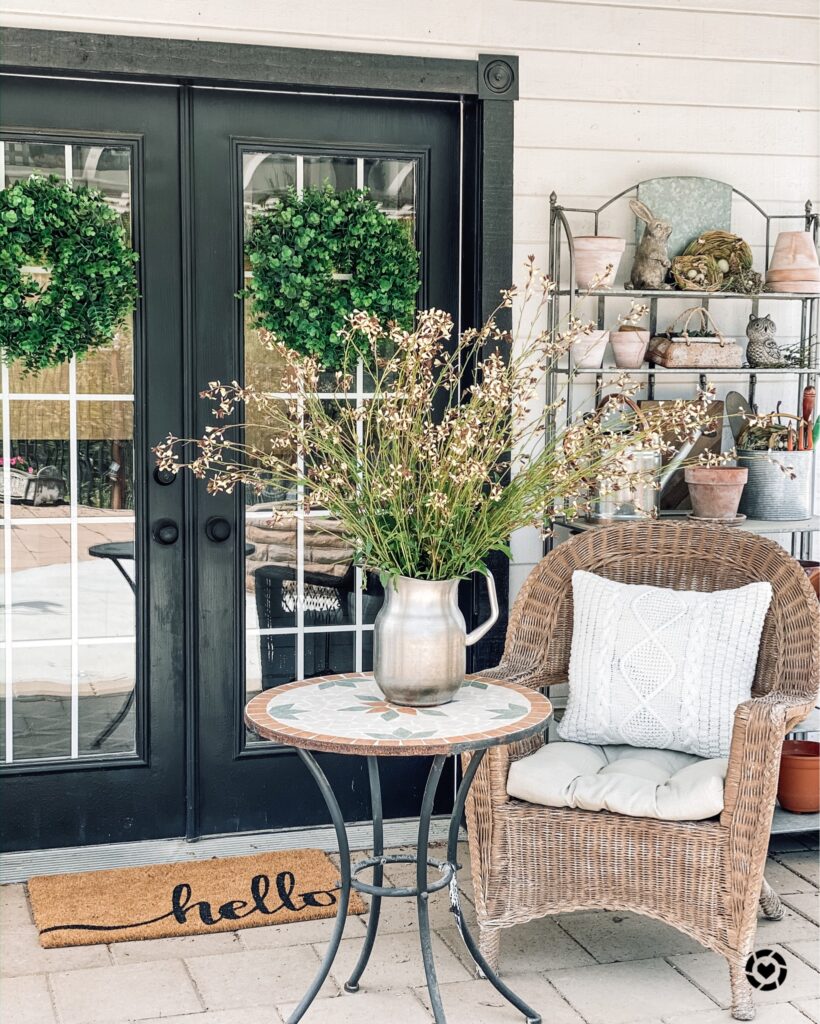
[4,0,818,594]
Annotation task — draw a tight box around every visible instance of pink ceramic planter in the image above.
[573,236,626,290]
[610,328,650,369]
[572,330,609,369]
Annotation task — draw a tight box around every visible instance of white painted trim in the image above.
[0,817,460,883]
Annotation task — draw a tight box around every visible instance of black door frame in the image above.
[0,29,517,845]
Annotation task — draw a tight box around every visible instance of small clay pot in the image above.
[610,327,650,369]
[573,237,626,290]
[572,330,609,369]
[778,740,820,814]
[684,465,748,521]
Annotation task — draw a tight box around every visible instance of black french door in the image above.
[0,76,187,851]
[190,87,462,836]
[1,76,464,850]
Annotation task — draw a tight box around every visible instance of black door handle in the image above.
[205,516,232,543]
[152,518,179,545]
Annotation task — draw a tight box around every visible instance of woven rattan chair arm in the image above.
[721,693,815,829]
[476,661,551,691]
[720,693,814,950]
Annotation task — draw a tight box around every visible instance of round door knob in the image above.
[152,518,179,545]
[153,466,176,486]
[205,516,232,543]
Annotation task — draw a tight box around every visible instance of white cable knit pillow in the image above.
[558,570,772,758]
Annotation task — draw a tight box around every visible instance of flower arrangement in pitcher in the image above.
[155,257,722,585]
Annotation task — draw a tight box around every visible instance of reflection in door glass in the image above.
[3,141,66,185]
[364,159,416,222]
[241,151,416,737]
[242,152,297,233]
[1,139,138,761]
[303,156,357,192]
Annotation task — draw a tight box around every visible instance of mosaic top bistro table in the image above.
[244,672,552,1024]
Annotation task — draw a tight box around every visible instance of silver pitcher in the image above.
[372,573,498,706]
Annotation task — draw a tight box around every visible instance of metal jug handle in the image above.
[465,570,499,647]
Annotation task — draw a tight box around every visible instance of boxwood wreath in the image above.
[0,175,138,373]
[241,186,419,369]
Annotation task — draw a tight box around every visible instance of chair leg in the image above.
[759,878,785,921]
[729,959,755,1021]
[477,924,501,975]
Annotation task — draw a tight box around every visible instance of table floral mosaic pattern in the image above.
[244,673,552,756]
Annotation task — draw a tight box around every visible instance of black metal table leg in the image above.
[417,754,448,1024]
[287,748,352,1024]
[446,750,542,1024]
[345,756,383,992]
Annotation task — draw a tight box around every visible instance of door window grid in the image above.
[243,153,416,703]
[0,140,137,763]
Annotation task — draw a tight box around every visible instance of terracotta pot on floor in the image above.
[778,740,820,813]
[684,465,747,521]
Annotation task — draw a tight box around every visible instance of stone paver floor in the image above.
[1,833,817,1024]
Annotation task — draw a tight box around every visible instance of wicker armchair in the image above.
[465,522,820,1021]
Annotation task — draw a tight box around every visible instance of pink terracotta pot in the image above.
[573,236,626,290]
[572,330,609,369]
[610,328,650,369]
[684,465,748,521]
[768,231,820,273]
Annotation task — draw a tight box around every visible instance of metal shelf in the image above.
[555,515,820,536]
[548,182,818,562]
[558,288,820,302]
[556,366,817,377]
[771,807,819,835]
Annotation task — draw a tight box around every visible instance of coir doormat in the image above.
[28,849,366,947]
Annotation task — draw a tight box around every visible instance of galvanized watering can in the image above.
[586,395,699,521]
[373,572,498,707]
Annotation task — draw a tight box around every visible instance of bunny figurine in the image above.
[625,199,673,290]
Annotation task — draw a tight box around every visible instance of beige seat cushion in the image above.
[506,741,727,820]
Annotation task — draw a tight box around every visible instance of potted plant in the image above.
[736,411,814,520]
[157,260,720,706]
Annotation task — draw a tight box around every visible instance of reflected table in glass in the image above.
[244,672,552,1024]
[87,540,255,748]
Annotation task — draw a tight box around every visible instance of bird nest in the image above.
[670,254,723,291]
[681,231,761,293]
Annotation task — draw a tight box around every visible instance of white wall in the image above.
[4,0,818,598]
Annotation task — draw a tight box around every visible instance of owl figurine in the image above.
[745,313,782,367]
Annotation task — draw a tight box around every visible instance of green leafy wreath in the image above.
[0,175,139,373]
[241,185,419,369]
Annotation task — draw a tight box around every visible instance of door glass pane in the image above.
[4,140,66,185]
[303,155,356,192]
[364,158,416,222]
[240,149,417,743]
[78,640,136,756]
[1,138,137,762]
